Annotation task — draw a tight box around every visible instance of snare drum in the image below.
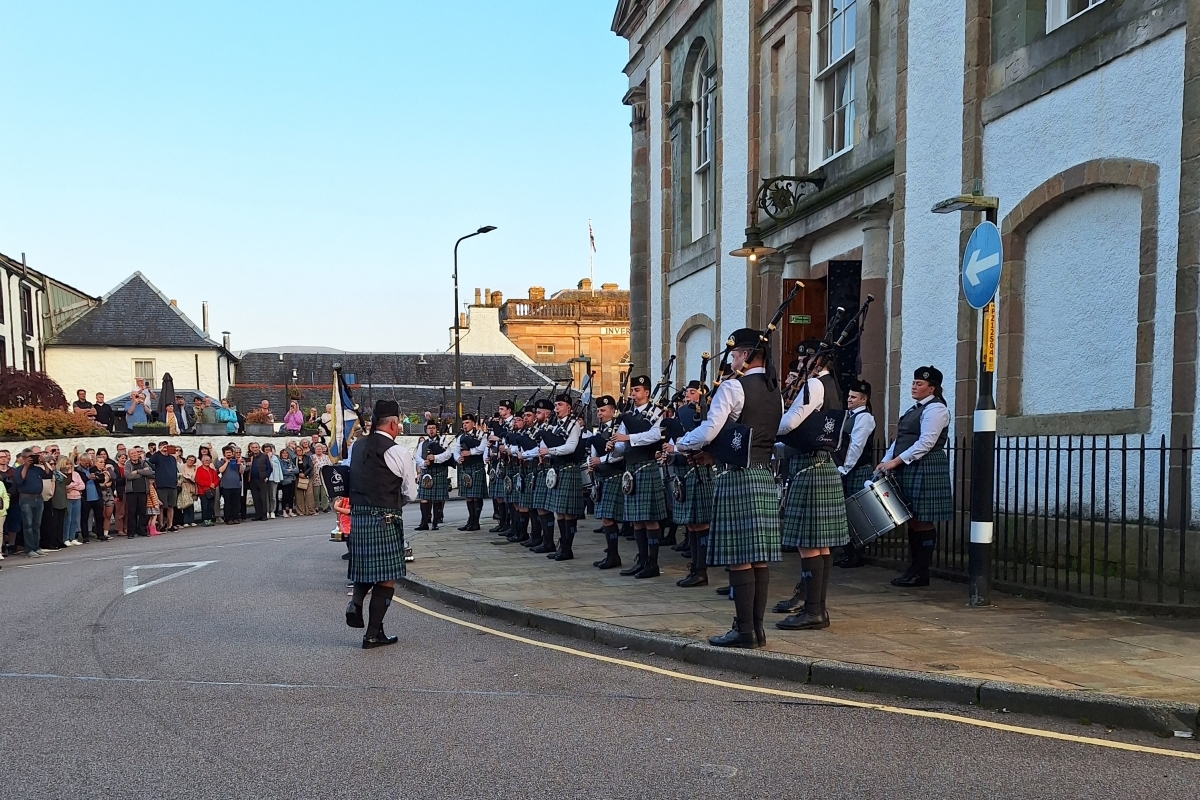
[846,474,912,548]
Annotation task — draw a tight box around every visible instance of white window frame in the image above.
[1047,0,1105,33]
[690,45,716,241]
[133,359,156,386]
[810,0,857,168]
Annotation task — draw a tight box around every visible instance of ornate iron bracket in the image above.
[757,172,827,223]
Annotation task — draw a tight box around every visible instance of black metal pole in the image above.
[968,206,998,606]
[453,237,464,435]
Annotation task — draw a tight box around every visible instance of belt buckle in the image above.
[383,513,399,525]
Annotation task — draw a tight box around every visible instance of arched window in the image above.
[691,45,715,241]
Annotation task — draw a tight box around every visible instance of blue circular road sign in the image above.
[962,221,1003,309]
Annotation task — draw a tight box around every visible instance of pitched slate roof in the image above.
[46,272,226,351]
[235,351,568,389]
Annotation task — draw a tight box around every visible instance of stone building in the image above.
[464,280,631,397]
[0,250,96,373]
[612,0,1197,517]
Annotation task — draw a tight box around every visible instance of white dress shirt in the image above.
[453,433,488,460]
[838,407,877,475]
[423,437,454,465]
[676,367,775,451]
[883,397,951,464]
[612,403,662,457]
[542,416,582,456]
[777,371,828,436]
[372,431,419,503]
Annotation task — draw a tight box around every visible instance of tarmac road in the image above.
[1,513,1195,799]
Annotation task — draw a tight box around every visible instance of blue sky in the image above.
[0,1,632,352]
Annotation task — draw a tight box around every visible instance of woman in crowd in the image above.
[179,453,198,527]
[112,452,128,536]
[97,449,117,539]
[283,401,304,435]
[310,442,331,512]
[195,453,219,526]
[62,457,84,546]
[217,445,243,524]
[294,440,315,516]
[279,446,298,517]
[44,457,69,550]
[216,399,239,435]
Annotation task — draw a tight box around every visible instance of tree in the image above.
[0,368,68,411]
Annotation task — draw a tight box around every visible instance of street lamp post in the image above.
[453,226,497,433]
[932,191,1000,607]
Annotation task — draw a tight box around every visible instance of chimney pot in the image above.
[170,299,177,306]
[202,301,210,336]
[490,291,503,306]
[601,283,619,291]
[474,288,481,305]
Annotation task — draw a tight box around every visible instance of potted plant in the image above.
[244,408,276,436]
[131,421,169,435]
[195,421,227,436]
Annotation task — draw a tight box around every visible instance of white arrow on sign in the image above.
[123,561,217,595]
[964,249,1000,287]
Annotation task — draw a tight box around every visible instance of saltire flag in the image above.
[329,368,359,462]
[588,220,596,252]
[579,370,593,406]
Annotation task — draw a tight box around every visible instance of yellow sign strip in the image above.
[393,596,1199,762]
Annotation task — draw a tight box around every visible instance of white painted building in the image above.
[43,272,238,402]
[0,251,96,373]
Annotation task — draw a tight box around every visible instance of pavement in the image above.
[406,504,1200,711]
[1,512,1197,798]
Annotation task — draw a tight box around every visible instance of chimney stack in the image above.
[490,290,503,306]
[202,301,210,336]
[474,288,482,306]
[529,286,545,302]
[577,278,592,292]
[170,299,177,306]
[222,331,231,351]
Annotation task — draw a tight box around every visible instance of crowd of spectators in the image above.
[0,437,335,563]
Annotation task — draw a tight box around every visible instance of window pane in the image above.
[831,14,843,61]
[817,26,829,71]
[823,113,835,160]
[844,0,856,51]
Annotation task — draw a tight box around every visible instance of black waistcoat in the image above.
[782,372,845,454]
[894,399,949,456]
[349,433,406,510]
[736,373,783,466]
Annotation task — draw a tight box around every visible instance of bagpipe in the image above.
[417,434,448,490]
[777,295,874,453]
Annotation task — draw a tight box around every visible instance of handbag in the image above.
[296,476,311,490]
[204,488,217,501]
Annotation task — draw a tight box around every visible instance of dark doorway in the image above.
[827,260,863,394]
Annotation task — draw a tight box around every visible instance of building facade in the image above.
[614,0,1197,517]
[43,272,237,401]
[487,279,631,397]
[0,251,96,373]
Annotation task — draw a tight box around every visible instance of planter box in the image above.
[195,423,228,436]
[245,424,276,437]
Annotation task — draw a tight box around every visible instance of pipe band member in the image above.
[835,379,876,569]
[525,399,558,555]
[454,414,489,531]
[670,381,714,588]
[612,375,667,579]
[877,366,953,587]
[345,399,419,649]
[540,393,586,561]
[415,421,452,530]
[587,396,625,569]
[774,339,848,632]
[488,400,516,534]
[673,328,783,649]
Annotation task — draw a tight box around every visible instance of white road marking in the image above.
[123,561,217,595]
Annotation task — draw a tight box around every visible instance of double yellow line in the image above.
[394,596,1199,762]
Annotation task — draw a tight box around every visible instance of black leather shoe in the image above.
[553,549,574,561]
[755,626,767,648]
[531,540,556,554]
[771,583,805,614]
[506,531,529,543]
[835,555,865,568]
[522,537,542,548]
[593,526,604,534]
[715,586,731,596]
[490,524,509,534]
[679,547,692,558]
[457,524,472,531]
[593,554,622,569]
[891,573,930,587]
[619,559,646,577]
[362,632,399,649]
[775,611,830,630]
[345,602,364,629]
[341,553,350,561]
[709,621,756,648]
[676,571,709,588]
[414,524,430,531]
[633,563,660,579]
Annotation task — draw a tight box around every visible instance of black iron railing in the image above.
[864,435,1197,609]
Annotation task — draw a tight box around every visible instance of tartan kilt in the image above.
[842,463,876,497]
[708,467,781,566]
[673,465,714,525]
[898,448,954,522]
[457,461,488,499]
[548,464,586,516]
[531,465,552,510]
[594,473,624,520]
[489,464,506,499]
[781,453,849,549]
[517,464,535,508]
[417,465,450,502]
[620,461,668,523]
[347,506,406,583]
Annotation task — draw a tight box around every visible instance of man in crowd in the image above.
[93,393,114,432]
[16,449,51,556]
[259,399,275,423]
[123,447,155,537]
[171,396,193,433]
[148,442,180,531]
[0,450,17,556]
[125,391,153,427]
[72,390,97,421]
[246,442,272,521]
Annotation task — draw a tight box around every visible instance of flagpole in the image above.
[588,219,595,295]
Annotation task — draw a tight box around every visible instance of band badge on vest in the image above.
[544,467,558,490]
[621,470,635,496]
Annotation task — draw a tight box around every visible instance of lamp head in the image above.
[477,225,497,234]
